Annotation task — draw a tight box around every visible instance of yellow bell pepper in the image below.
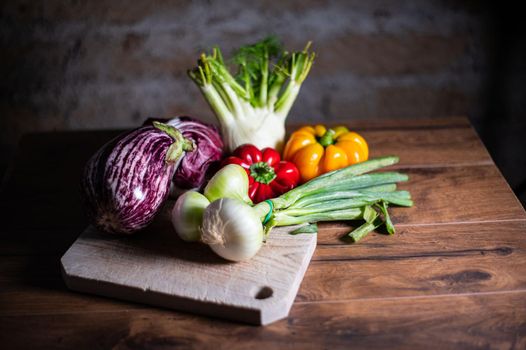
[283,125,369,183]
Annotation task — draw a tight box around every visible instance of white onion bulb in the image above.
[203,164,252,204]
[171,191,210,242]
[201,198,263,262]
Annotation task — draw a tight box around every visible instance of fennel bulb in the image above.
[188,36,315,152]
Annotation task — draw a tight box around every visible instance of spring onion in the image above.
[171,191,210,242]
[188,36,315,152]
[201,198,263,261]
[197,156,413,261]
[203,164,252,204]
[255,159,411,235]
[172,164,251,242]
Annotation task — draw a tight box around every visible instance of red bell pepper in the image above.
[222,144,300,203]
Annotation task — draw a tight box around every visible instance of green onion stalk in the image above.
[188,36,315,152]
[173,156,413,262]
[252,156,412,241]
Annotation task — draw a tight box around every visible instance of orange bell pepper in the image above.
[283,125,369,183]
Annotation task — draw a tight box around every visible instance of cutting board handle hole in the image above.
[254,286,273,300]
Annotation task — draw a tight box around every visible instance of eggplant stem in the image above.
[153,121,195,164]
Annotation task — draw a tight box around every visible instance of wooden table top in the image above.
[1,117,525,349]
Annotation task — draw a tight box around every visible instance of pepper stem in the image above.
[250,162,277,184]
[319,129,336,147]
[153,121,195,164]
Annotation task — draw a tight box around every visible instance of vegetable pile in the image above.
[173,156,411,261]
[80,36,413,262]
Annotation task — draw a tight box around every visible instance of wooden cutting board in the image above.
[60,205,317,325]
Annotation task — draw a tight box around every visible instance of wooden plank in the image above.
[1,292,524,349]
[0,121,489,201]
[319,165,526,230]
[392,165,526,225]
[2,163,518,236]
[2,222,525,313]
[364,126,492,168]
[0,255,148,316]
[298,222,526,302]
[0,287,147,316]
[2,118,523,347]
[0,120,502,235]
[1,164,524,257]
[289,116,472,131]
[289,119,492,167]
[300,251,526,302]
[315,219,526,248]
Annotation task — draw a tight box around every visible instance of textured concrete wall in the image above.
[1,1,489,138]
[3,0,525,204]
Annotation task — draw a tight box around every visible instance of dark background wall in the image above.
[1,0,525,205]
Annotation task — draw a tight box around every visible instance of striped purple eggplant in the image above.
[81,122,194,234]
[144,116,224,190]
[166,116,224,189]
